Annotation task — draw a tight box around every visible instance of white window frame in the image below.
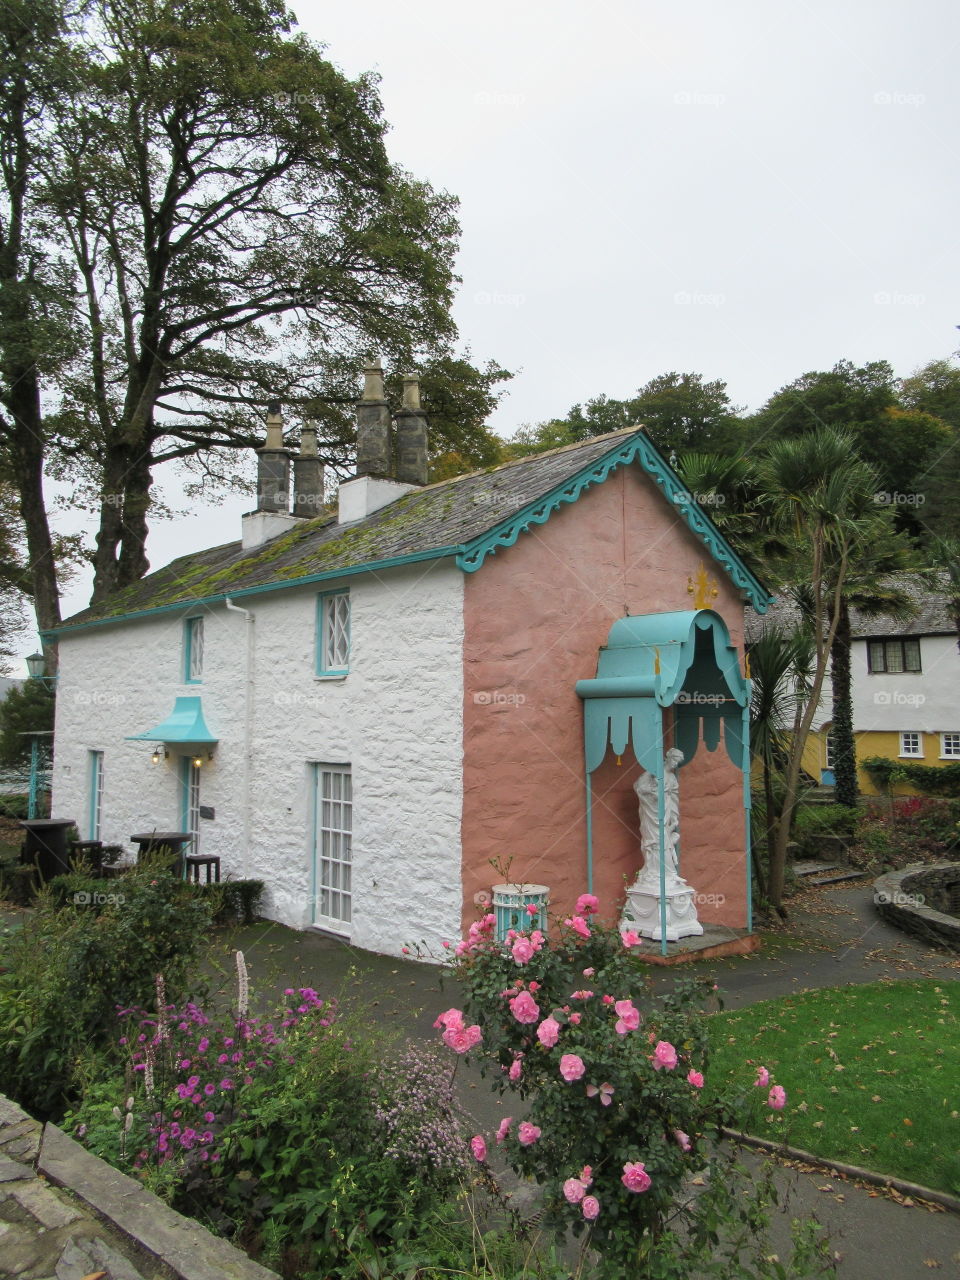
[185,616,204,683]
[317,590,350,676]
[824,732,835,770]
[899,731,923,758]
[311,763,352,932]
[940,732,960,759]
[88,750,104,841]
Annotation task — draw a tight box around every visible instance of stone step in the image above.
[793,861,842,877]
[806,869,871,887]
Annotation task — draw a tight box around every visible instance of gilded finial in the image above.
[687,561,719,610]
[653,646,661,675]
[745,651,752,679]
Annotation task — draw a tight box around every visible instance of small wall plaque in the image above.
[199,805,215,820]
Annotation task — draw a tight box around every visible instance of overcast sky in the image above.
[23,0,960,669]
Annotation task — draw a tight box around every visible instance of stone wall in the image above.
[0,1093,276,1280]
[873,863,960,949]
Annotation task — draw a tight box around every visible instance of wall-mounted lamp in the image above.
[151,746,169,765]
[191,749,214,768]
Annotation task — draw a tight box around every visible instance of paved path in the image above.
[209,880,959,1280]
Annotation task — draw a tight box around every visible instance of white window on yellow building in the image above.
[899,731,923,758]
[940,732,960,759]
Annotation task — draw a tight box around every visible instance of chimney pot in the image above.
[362,360,386,403]
[401,375,421,411]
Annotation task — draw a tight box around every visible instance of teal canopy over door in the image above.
[575,609,752,953]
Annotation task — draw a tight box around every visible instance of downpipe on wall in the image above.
[224,597,255,879]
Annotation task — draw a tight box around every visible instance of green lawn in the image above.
[707,980,960,1195]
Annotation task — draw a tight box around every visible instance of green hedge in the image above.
[862,756,960,796]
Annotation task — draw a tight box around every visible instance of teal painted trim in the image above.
[658,765,668,957]
[456,432,772,612]
[87,750,102,840]
[743,700,753,932]
[178,756,189,840]
[309,763,319,926]
[42,547,462,641]
[584,757,593,896]
[28,737,41,820]
[183,617,202,684]
[316,589,350,677]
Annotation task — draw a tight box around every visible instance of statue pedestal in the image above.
[622,880,704,943]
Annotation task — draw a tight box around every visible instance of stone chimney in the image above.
[292,421,325,517]
[355,360,392,478]
[394,375,429,487]
[338,360,415,524]
[242,402,300,548]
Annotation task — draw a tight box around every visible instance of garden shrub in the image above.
[438,898,832,1279]
[0,866,213,1117]
[852,796,960,872]
[193,878,265,924]
[66,965,481,1280]
[862,757,960,797]
[0,793,30,819]
[791,802,861,855]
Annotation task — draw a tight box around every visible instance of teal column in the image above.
[584,753,594,895]
[27,736,41,820]
[742,700,753,932]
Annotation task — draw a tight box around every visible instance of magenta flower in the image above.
[569,1011,582,1025]
[614,999,640,1035]
[768,1085,787,1110]
[470,1135,487,1162]
[564,915,591,939]
[434,1008,465,1031]
[579,1165,593,1186]
[537,1016,561,1048]
[687,1069,704,1089]
[509,991,540,1024]
[621,1161,652,1193]
[560,1054,586,1082]
[512,937,535,965]
[563,1177,586,1204]
[495,1117,512,1144]
[755,1065,770,1087]
[518,1121,541,1146]
[575,893,599,916]
[651,1040,678,1071]
[508,1055,523,1082]
[674,1129,692,1152]
[581,1195,600,1220]
[620,928,642,948]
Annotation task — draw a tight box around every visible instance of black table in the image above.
[130,832,194,875]
[19,818,77,880]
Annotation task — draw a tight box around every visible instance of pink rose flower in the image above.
[471,1135,486,1161]
[755,1065,770,1088]
[614,999,640,1035]
[620,929,642,947]
[768,1085,787,1110]
[583,967,595,977]
[560,1054,586,1082]
[443,1023,482,1054]
[568,1011,582,1025]
[674,1129,692,1152]
[651,1040,678,1071]
[576,893,600,916]
[508,1054,523,1082]
[518,1122,541,1146]
[581,1195,600,1220]
[495,1117,512,1144]
[512,937,535,965]
[564,915,591,939]
[621,1161,652,1193]
[509,991,540,1024]
[433,1008,464,1032]
[687,1069,704,1089]
[528,979,541,991]
[537,1016,561,1048]
[563,1177,586,1204]
[525,902,539,917]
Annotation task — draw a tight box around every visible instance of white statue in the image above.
[622,747,703,942]
[634,746,684,883]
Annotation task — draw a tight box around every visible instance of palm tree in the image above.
[748,625,814,906]
[756,428,897,910]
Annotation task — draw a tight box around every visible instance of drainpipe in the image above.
[225,598,254,878]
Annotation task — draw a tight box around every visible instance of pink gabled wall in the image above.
[460,461,749,937]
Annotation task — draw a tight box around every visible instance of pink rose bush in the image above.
[438,892,794,1269]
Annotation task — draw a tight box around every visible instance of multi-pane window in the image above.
[312,764,352,929]
[899,731,923,758]
[317,591,350,674]
[185,617,204,682]
[824,732,835,770]
[88,750,104,841]
[867,638,921,673]
[180,758,201,852]
[941,733,960,759]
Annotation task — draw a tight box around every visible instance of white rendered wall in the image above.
[851,634,960,735]
[51,561,465,959]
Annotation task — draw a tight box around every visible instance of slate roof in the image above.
[52,426,768,635]
[744,573,957,643]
